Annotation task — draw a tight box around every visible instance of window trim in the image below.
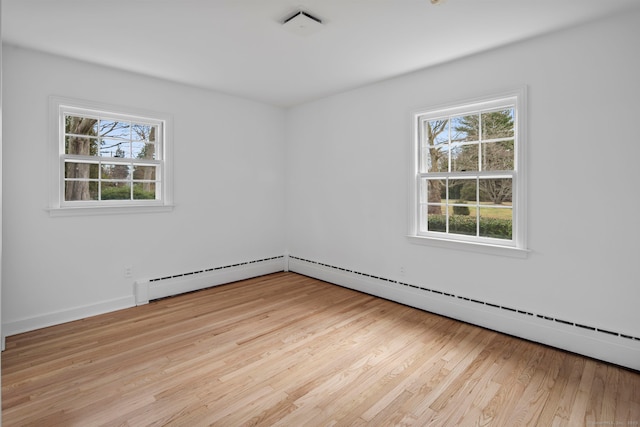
[408,87,528,257]
[48,96,174,216]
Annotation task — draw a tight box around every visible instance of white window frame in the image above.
[408,88,528,257]
[48,96,174,216]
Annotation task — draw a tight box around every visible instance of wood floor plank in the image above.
[550,356,587,426]
[534,350,579,427]
[3,272,640,426]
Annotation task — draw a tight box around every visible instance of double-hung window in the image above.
[49,97,173,215]
[410,89,527,256]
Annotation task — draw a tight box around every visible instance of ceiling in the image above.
[3,0,640,107]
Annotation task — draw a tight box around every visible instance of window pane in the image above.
[101,163,131,180]
[65,115,97,135]
[426,119,449,146]
[449,179,476,202]
[100,119,130,138]
[421,179,446,231]
[479,207,512,240]
[481,140,514,171]
[479,178,512,205]
[64,161,98,201]
[64,180,98,201]
[422,146,449,173]
[449,178,478,203]
[450,201,471,216]
[65,136,98,156]
[133,183,156,200]
[451,114,479,143]
[481,109,514,140]
[451,144,478,172]
[132,124,157,142]
[133,165,157,181]
[101,182,131,200]
[427,207,446,232]
[422,178,445,205]
[449,213,477,236]
[119,142,136,158]
[65,162,98,179]
[132,141,156,159]
[100,138,129,158]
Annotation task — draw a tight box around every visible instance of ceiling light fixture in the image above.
[282,10,324,36]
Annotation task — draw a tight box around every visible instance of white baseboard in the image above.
[289,257,640,371]
[135,256,284,305]
[2,295,135,342]
[5,255,637,370]
[3,256,286,345]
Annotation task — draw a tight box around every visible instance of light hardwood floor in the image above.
[2,272,639,426]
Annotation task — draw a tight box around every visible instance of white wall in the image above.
[2,45,286,335]
[285,10,640,366]
[2,9,639,369]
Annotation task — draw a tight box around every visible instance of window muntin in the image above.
[413,92,525,250]
[50,98,172,214]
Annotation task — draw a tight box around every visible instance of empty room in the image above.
[1,0,639,425]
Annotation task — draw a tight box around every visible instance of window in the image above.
[409,89,527,256]
[49,97,173,215]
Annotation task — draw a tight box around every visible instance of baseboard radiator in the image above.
[288,255,640,371]
[135,256,285,305]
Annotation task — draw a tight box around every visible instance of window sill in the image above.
[47,204,175,217]
[407,235,529,258]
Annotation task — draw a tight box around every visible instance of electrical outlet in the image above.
[400,266,405,276]
[124,266,133,278]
